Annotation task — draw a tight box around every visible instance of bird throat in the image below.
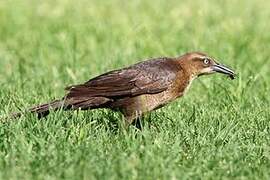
[183,75,196,95]
[174,70,197,97]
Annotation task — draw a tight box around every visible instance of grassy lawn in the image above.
[1,0,270,179]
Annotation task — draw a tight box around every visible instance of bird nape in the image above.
[9,52,236,126]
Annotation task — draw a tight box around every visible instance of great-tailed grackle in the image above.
[11,52,235,125]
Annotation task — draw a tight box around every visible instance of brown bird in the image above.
[11,52,235,126]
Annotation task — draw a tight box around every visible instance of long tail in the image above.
[10,99,66,119]
[7,96,112,120]
[30,99,66,118]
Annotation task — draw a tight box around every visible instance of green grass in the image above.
[1,0,270,179]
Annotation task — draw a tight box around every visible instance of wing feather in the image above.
[66,57,181,99]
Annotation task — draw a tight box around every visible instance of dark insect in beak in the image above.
[212,64,236,79]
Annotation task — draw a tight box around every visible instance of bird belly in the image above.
[139,92,175,111]
[112,90,182,120]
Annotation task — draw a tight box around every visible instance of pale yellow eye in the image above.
[203,58,210,65]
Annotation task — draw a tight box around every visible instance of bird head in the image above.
[179,52,236,79]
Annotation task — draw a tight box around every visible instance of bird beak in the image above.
[212,63,236,79]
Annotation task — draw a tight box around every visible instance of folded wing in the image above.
[65,58,180,99]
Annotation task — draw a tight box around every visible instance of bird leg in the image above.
[123,110,144,129]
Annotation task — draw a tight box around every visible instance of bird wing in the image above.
[65,58,180,98]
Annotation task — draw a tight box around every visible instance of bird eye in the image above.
[203,58,210,65]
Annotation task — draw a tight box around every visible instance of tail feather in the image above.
[29,99,66,118]
[6,96,112,120]
[9,99,65,119]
